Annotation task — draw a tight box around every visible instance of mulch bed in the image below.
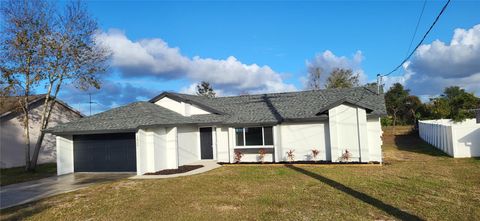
[219,161,381,165]
[144,165,204,175]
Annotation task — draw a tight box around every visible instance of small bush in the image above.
[258,148,266,163]
[234,150,244,163]
[311,149,320,161]
[286,149,295,162]
[340,150,352,162]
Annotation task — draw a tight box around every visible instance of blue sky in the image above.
[54,0,480,114]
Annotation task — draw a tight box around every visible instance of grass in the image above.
[0,163,56,186]
[1,127,479,220]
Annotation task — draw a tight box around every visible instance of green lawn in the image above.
[0,163,56,186]
[1,129,479,220]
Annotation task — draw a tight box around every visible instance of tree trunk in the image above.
[29,85,53,170]
[30,77,63,170]
[22,94,31,171]
[30,105,55,169]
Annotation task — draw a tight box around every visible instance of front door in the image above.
[200,127,213,159]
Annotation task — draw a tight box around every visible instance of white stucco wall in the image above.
[166,127,178,169]
[328,104,369,162]
[177,126,199,165]
[155,97,185,115]
[277,122,330,162]
[136,128,171,175]
[152,128,168,170]
[238,151,274,162]
[228,128,236,163]
[367,117,383,162]
[216,127,230,163]
[155,97,211,116]
[1,101,82,168]
[135,129,149,175]
[187,104,211,115]
[56,135,73,175]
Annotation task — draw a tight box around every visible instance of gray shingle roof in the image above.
[49,86,386,134]
[169,86,386,124]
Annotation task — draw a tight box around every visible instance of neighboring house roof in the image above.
[48,86,387,134]
[0,94,46,116]
[0,94,84,118]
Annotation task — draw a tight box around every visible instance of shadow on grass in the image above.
[393,133,449,157]
[0,201,52,221]
[0,163,57,186]
[285,165,424,221]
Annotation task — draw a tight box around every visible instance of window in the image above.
[245,127,263,145]
[263,126,273,145]
[235,126,274,146]
[235,128,244,146]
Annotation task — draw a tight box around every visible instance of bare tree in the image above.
[29,1,110,170]
[1,0,53,170]
[1,0,110,170]
[325,68,360,89]
[196,81,216,98]
[306,66,322,90]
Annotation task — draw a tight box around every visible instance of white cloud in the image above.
[382,62,413,91]
[305,50,368,88]
[95,29,296,95]
[404,24,480,96]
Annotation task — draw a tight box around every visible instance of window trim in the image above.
[235,126,274,147]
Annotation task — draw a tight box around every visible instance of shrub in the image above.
[340,150,352,162]
[311,149,320,161]
[258,148,266,163]
[286,149,295,162]
[234,150,244,163]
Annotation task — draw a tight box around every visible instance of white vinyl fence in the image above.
[419,119,480,158]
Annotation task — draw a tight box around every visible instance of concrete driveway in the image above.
[0,173,134,210]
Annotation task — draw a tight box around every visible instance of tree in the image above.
[404,95,422,125]
[1,0,52,170]
[325,68,359,89]
[440,86,478,122]
[384,83,409,134]
[196,81,216,98]
[306,66,322,90]
[425,97,451,119]
[1,0,110,170]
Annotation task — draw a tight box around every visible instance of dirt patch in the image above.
[144,165,203,175]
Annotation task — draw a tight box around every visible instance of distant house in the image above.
[0,95,83,168]
[49,86,386,176]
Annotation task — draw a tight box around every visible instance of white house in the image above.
[48,86,386,175]
[1,95,83,168]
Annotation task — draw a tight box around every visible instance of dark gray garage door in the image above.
[73,133,136,172]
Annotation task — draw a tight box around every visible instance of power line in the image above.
[405,0,427,58]
[383,0,451,77]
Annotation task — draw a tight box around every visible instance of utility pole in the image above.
[376,74,381,95]
[88,93,96,116]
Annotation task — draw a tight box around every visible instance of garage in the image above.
[73,133,136,172]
